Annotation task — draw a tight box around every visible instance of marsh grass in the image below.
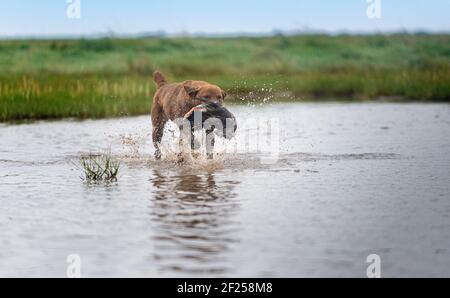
[78,153,121,183]
[1,34,449,121]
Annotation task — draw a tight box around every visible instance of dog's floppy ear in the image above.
[222,90,227,100]
[184,85,199,98]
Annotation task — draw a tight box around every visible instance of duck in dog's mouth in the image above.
[184,100,237,140]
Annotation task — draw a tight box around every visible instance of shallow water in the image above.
[1,102,450,277]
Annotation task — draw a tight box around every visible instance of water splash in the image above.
[154,121,239,170]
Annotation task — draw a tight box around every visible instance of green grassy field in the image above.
[0,34,449,121]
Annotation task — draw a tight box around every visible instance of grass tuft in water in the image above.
[79,153,120,183]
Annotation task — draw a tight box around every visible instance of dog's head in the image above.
[184,81,227,105]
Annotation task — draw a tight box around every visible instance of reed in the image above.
[78,153,120,183]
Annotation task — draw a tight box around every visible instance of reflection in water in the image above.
[150,169,241,276]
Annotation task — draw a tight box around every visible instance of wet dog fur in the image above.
[151,71,227,159]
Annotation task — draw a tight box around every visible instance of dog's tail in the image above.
[153,71,168,88]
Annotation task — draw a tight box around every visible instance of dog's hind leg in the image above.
[151,104,167,160]
[152,126,165,160]
[152,122,166,160]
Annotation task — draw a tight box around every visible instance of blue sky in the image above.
[0,0,449,37]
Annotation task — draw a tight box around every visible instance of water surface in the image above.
[1,103,450,277]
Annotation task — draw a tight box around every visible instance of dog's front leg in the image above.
[176,123,195,162]
[205,128,215,159]
[190,128,196,152]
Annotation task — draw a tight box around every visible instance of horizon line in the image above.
[1,28,449,40]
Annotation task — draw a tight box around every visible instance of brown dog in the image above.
[151,71,228,159]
